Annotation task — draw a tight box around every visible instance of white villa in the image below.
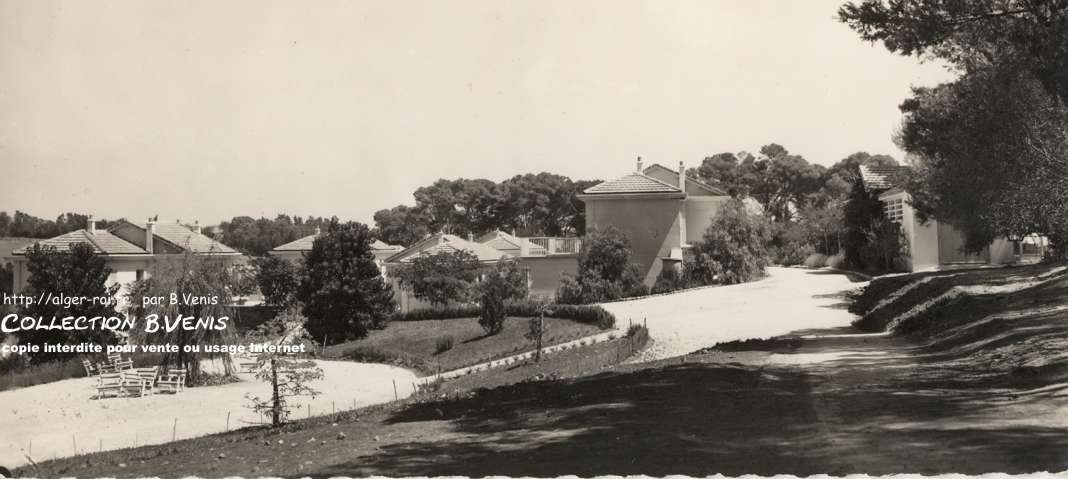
[860,165,1045,271]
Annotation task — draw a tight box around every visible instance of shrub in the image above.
[253,255,302,307]
[389,301,616,329]
[803,253,829,268]
[508,300,616,329]
[434,335,455,354]
[651,267,689,294]
[555,227,648,304]
[554,275,585,305]
[345,344,429,372]
[392,249,480,307]
[391,304,481,321]
[776,242,817,266]
[826,252,846,269]
[477,259,529,336]
[0,356,84,392]
[687,198,772,285]
[478,283,508,336]
[770,221,817,266]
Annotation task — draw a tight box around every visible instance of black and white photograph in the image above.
[1,0,1067,477]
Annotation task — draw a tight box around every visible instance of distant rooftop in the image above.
[122,221,238,254]
[272,233,403,252]
[13,229,147,255]
[581,172,683,195]
[859,164,910,192]
[385,233,510,263]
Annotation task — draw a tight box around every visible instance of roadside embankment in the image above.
[850,262,1068,388]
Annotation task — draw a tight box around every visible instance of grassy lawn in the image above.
[322,317,603,375]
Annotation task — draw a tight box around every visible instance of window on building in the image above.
[883,198,904,223]
[136,269,145,281]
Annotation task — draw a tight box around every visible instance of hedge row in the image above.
[390,300,615,330]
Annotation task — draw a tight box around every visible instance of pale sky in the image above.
[0,0,955,225]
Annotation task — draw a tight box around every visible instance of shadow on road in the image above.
[308,326,1068,477]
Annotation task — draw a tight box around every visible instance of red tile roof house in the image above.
[858,164,1026,271]
[577,158,738,286]
[7,217,244,297]
[269,226,404,267]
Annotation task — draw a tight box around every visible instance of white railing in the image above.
[521,237,582,256]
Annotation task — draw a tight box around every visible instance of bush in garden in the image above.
[253,254,302,307]
[391,304,482,321]
[476,259,530,336]
[826,252,846,269]
[434,335,454,354]
[389,300,616,329]
[651,266,689,294]
[686,198,773,285]
[393,249,481,307]
[554,227,647,304]
[477,279,507,337]
[769,221,816,266]
[554,275,585,304]
[803,253,829,268]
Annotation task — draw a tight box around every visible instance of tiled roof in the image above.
[859,165,909,192]
[385,233,510,263]
[582,172,683,195]
[477,230,547,254]
[643,163,728,196]
[273,235,403,252]
[123,221,238,254]
[273,234,317,252]
[13,229,148,255]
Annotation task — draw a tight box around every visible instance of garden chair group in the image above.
[85,355,188,398]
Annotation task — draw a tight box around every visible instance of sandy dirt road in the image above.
[0,359,417,468]
[601,267,862,361]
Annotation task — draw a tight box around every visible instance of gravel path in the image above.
[600,267,863,362]
[0,359,417,468]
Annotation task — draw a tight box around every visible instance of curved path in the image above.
[600,267,863,362]
[0,359,416,468]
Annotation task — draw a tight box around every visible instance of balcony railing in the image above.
[521,237,582,256]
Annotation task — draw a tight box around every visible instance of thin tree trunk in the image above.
[271,357,281,427]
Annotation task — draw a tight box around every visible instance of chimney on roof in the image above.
[87,215,96,235]
[636,156,643,172]
[145,218,155,254]
[678,161,686,190]
[193,220,201,234]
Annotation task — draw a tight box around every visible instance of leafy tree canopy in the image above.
[17,243,120,363]
[298,220,396,344]
[373,173,599,246]
[839,0,1068,102]
[393,249,481,307]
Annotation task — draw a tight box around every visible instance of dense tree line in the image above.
[840,0,1068,255]
[0,211,118,238]
[213,215,333,256]
[373,173,600,247]
[692,145,900,265]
